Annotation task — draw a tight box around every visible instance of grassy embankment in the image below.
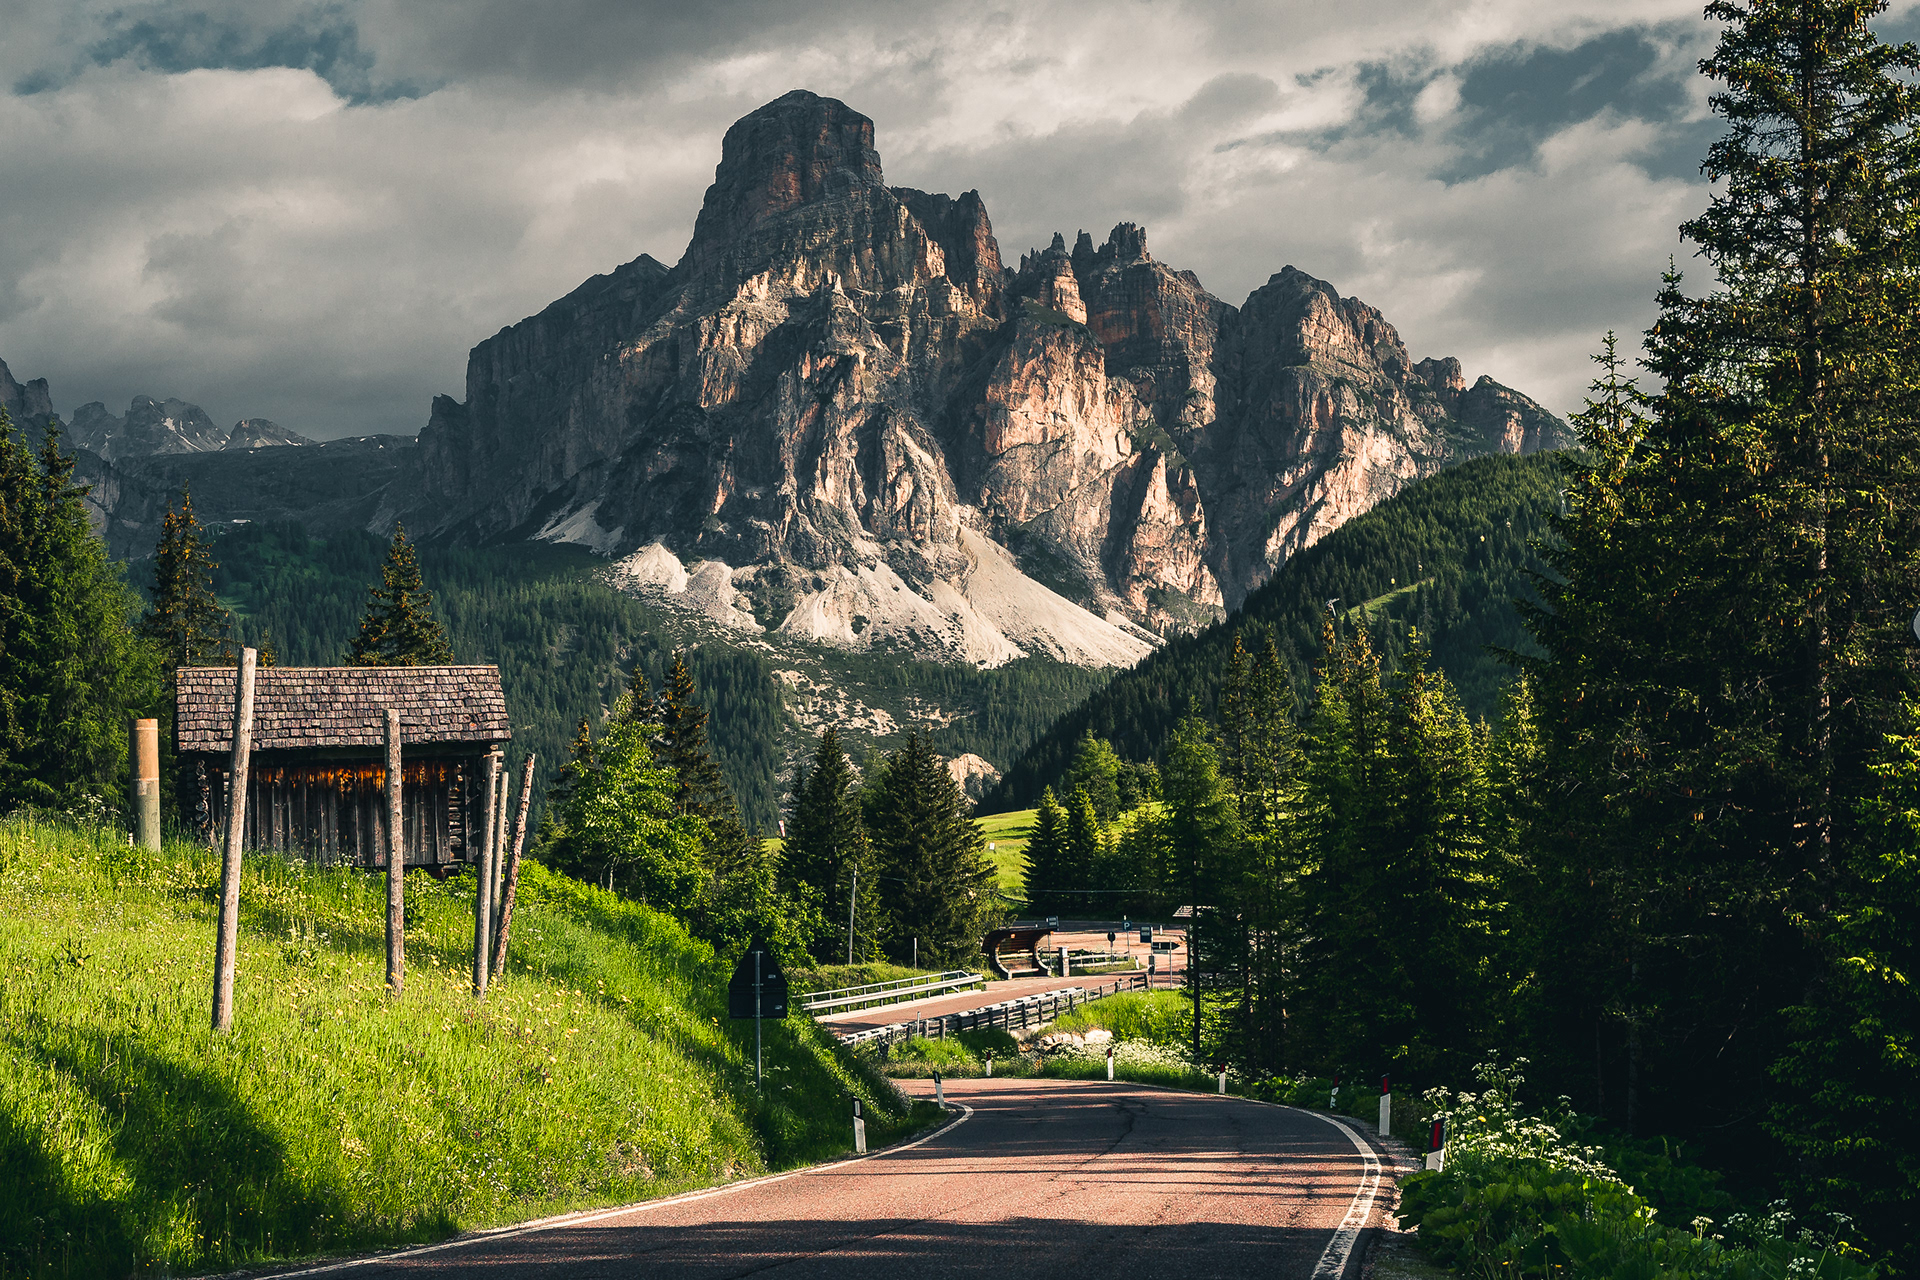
[0,818,937,1279]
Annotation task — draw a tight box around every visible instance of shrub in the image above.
[1397,1057,1879,1279]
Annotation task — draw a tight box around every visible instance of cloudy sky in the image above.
[3,0,1915,440]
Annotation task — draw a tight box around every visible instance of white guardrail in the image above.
[798,969,986,1015]
[836,972,1154,1047]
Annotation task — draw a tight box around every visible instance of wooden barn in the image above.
[175,665,511,870]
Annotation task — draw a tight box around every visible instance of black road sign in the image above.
[728,938,790,1020]
[1139,926,1152,943]
[1046,916,1059,929]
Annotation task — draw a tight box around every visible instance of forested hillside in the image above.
[984,450,1562,810]
[200,525,1109,830]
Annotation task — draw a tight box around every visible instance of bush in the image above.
[1396,1058,1879,1279]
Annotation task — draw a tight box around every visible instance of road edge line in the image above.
[258,1103,975,1278]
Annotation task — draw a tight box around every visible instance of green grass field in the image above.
[975,809,1033,895]
[1,817,936,1279]
[771,815,1034,899]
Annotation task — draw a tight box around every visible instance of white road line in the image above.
[262,1104,975,1278]
[1305,1112,1383,1280]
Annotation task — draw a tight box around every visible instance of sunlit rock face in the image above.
[411,89,1568,663]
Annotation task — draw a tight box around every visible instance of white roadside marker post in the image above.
[985,1051,993,1078]
[852,1098,867,1155]
[1379,1074,1392,1138]
[1218,1068,1226,1095]
[1107,1045,1115,1081]
[935,1069,945,1108]
[1425,1118,1445,1170]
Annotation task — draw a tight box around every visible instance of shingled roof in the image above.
[176,666,510,753]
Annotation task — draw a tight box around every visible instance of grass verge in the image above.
[0,816,935,1278]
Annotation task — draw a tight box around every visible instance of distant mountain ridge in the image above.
[0,356,315,461]
[407,89,1570,666]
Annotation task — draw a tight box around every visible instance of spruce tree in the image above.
[1526,0,1920,1181]
[349,524,453,666]
[657,651,786,953]
[0,411,161,810]
[866,731,995,965]
[783,727,881,962]
[1062,786,1103,917]
[1022,786,1068,917]
[1061,732,1123,822]
[139,484,229,675]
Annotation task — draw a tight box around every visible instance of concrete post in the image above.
[128,717,160,851]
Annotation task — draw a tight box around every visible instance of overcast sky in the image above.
[3,1,1915,440]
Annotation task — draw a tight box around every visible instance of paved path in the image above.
[278,1077,1388,1280]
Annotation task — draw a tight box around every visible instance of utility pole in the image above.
[847,866,858,967]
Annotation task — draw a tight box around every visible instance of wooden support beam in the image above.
[473,748,500,998]
[212,649,256,1033]
[490,753,536,979]
[385,708,405,996]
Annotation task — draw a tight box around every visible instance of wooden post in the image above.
[489,753,535,978]
[491,764,510,938]
[473,748,500,998]
[211,648,256,1033]
[128,716,160,851]
[385,708,405,996]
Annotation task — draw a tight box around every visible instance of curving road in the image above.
[280,1077,1392,1280]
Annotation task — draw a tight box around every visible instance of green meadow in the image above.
[0,817,936,1278]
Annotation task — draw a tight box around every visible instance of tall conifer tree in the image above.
[139,484,229,675]
[1022,786,1068,917]
[349,525,453,666]
[1526,0,1920,1225]
[0,411,160,808]
[866,731,995,964]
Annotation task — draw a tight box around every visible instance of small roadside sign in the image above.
[1046,915,1059,929]
[1139,926,1152,944]
[728,937,788,1092]
[727,938,789,1020]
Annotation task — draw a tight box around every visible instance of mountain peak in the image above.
[681,90,885,277]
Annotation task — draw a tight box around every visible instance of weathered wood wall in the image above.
[198,756,481,868]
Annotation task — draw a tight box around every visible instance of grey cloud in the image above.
[0,0,1756,440]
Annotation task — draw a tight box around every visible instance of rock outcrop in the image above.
[0,358,59,432]
[410,91,1567,658]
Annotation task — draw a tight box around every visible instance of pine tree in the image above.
[866,731,995,965]
[349,524,453,666]
[0,411,161,809]
[1061,786,1103,916]
[655,650,789,953]
[783,727,882,962]
[139,484,229,675]
[1525,1,1920,1174]
[1022,786,1068,917]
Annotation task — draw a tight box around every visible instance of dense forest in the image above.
[199,524,1111,831]
[984,450,1561,810]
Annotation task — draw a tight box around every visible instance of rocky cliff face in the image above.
[0,358,59,432]
[398,89,1569,661]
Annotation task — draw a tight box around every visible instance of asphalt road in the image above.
[281,1077,1387,1280]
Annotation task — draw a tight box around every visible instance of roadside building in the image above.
[174,665,510,870]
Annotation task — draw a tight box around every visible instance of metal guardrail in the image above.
[798,969,985,1015]
[836,971,1154,1047]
